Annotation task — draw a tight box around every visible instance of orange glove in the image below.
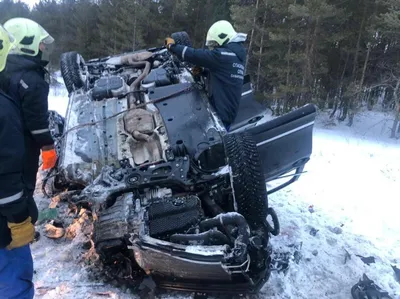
[165,37,175,50]
[41,148,57,170]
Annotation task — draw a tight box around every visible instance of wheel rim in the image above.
[76,54,88,85]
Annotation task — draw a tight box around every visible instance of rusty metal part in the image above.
[119,53,152,106]
[118,109,163,165]
[120,52,153,64]
[123,61,150,106]
[132,131,151,142]
[128,133,163,165]
[57,85,193,142]
[123,108,154,135]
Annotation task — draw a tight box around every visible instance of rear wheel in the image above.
[60,51,87,94]
[223,132,268,231]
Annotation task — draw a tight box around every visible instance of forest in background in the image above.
[1,0,400,136]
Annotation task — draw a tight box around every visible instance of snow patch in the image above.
[185,245,226,256]
[48,75,69,117]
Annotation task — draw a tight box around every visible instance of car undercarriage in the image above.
[49,32,316,298]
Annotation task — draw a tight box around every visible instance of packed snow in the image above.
[263,110,400,299]
[29,82,400,298]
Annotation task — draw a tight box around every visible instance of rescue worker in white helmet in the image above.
[165,20,247,130]
[0,24,35,299]
[0,18,57,223]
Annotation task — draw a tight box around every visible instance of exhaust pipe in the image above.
[199,212,250,245]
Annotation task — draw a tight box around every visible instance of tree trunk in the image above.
[113,28,116,54]
[359,42,370,88]
[203,0,212,44]
[331,51,350,119]
[367,88,374,111]
[245,0,260,73]
[391,108,400,139]
[256,7,267,92]
[352,5,367,81]
[348,42,371,126]
[390,78,400,138]
[286,32,292,87]
[132,3,137,50]
[193,0,201,46]
[283,30,292,112]
[308,17,320,83]
[303,16,320,107]
[171,0,176,23]
[299,23,312,107]
[341,3,367,122]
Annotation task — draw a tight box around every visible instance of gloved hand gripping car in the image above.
[165,20,248,130]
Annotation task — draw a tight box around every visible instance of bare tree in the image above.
[245,0,260,73]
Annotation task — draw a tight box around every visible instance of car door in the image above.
[229,81,316,194]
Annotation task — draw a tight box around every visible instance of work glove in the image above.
[41,147,57,170]
[0,195,35,250]
[192,66,204,76]
[7,217,35,250]
[164,37,175,50]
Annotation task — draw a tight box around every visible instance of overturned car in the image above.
[52,32,316,297]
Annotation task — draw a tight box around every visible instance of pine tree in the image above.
[70,0,100,59]
[375,0,400,137]
[287,0,346,108]
[31,0,75,68]
[6,0,400,137]
[0,0,31,24]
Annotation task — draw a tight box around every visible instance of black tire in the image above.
[171,31,192,47]
[60,51,86,94]
[223,132,268,231]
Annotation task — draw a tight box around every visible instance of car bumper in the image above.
[130,235,270,295]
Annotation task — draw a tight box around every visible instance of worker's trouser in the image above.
[0,245,34,299]
[23,135,40,224]
[23,135,40,199]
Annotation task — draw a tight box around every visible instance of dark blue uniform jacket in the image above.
[0,54,53,147]
[0,90,24,248]
[170,42,246,127]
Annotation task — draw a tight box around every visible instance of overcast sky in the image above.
[20,0,39,8]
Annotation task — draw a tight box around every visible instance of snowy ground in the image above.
[263,110,400,299]
[47,75,69,117]
[30,83,400,299]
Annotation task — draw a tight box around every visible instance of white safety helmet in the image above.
[3,17,54,57]
[0,24,15,72]
[205,20,237,47]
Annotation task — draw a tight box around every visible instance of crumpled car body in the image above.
[54,33,316,297]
